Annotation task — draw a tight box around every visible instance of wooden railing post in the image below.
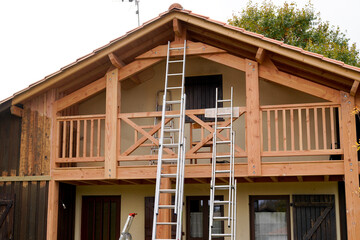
[246,59,262,176]
[105,68,120,179]
[340,91,360,238]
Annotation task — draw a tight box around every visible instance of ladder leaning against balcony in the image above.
[152,40,187,240]
[209,87,237,240]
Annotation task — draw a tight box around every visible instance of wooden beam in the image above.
[260,58,341,103]
[10,105,23,117]
[246,59,261,176]
[270,176,278,182]
[46,180,59,240]
[157,165,171,239]
[339,91,360,238]
[173,18,183,38]
[56,76,106,112]
[350,81,359,96]
[199,53,246,72]
[0,175,50,182]
[136,41,225,59]
[108,53,141,84]
[297,176,303,182]
[244,177,254,183]
[105,69,119,179]
[118,58,163,82]
[255,48,266,64]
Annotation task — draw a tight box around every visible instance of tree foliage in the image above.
[228,0,360,67]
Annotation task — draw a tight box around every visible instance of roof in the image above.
[7,3,360,105]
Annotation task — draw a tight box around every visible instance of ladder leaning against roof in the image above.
[152,40,187,240]
[209,87,237,240]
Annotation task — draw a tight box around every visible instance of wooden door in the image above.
[0,194,14,240]
[293,195,336,240]
[81,196,121,240]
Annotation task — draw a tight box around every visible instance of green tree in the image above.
[228,0,360,67]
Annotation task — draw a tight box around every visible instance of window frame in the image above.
[249,195,291,240]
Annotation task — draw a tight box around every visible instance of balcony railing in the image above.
[260,103,343,157]
[54,103,343,168]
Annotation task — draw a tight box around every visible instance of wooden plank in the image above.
[267,110,271,151]
[339,91,360,238]
[275,110,279,151]
[330,107,335,149]
[314,108,319,150]
[10,105,23,117]
[246,59,261,176]
[56,77,106,112]
[322,107,327,149]
[255,47,266,64]
[136,41,226,59]
[46,180,59,240]
[350,80,359,96]
[199,53,246,72]
[306,108,311,150]
[282,110,287,151]
[290,109,295,151]
[298,109,303,151]
[118,58,163,82]
[105,69,119,179]
[259,58,341,103]
[262,149,343,157]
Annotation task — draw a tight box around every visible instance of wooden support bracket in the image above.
[10,105,23,117]
[255,47,266,64]
[109,53,141,84]
[350,80,359,96]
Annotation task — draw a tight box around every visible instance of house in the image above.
[1,3,360,239]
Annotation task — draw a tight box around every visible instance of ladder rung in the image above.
[215,170,231,174]
[156,222,177,225]
[158,205,175,209]
[163,128,179,132]
[167,86,182,90]
[167,73,183,76]
[217,126,231,130]
[217,113,231,116]
[165,114,180,118]
[216,155,231,158]
[169,47,185,50]
[214,185,231,190]
[217,99,231,103]
[166,100,181,104]
[211,233,232,237]
[216,140,231,144]
[213,216,229,220]
[161,159,178,164]
[214,200,230,205]
[160,189,176,193]
[162,143,178,148]
[161,173,177,178]
[168,60,184,63]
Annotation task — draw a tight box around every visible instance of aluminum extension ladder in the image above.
[152,40,187,240]
[209,87,237,240]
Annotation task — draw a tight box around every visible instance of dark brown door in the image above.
[186,196,223,240]
[58,183,76,240]
[81,196,121,240]
[0,194,14,240]
[293,195,336,240]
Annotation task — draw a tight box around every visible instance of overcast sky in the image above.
[0,0,359,101]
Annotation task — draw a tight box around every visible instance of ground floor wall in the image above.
[74,181,340,239]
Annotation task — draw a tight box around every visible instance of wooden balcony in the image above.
[54,103,344,175]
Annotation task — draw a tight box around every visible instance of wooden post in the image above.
[246,59,262,176]
[157,166,172,238]
[340,91,360,238]
[105,68,120,179]
[46,180,59,240]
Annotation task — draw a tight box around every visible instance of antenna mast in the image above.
[122,0,140,26]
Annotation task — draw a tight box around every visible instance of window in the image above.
[81,196,121,240]
[185,75,223,122]
[186,196,224,240]
[249,196,290,240]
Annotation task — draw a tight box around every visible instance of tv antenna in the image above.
[122,0,140,26]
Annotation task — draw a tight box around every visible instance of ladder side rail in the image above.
[180,40,187,97]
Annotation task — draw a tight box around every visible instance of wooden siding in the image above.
[0,181,48,240]
[0,108,22,176]
[19,91,55,176]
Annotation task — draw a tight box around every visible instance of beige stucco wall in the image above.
[74,182,340,239]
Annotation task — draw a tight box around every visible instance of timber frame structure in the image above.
[1,3,360,240]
